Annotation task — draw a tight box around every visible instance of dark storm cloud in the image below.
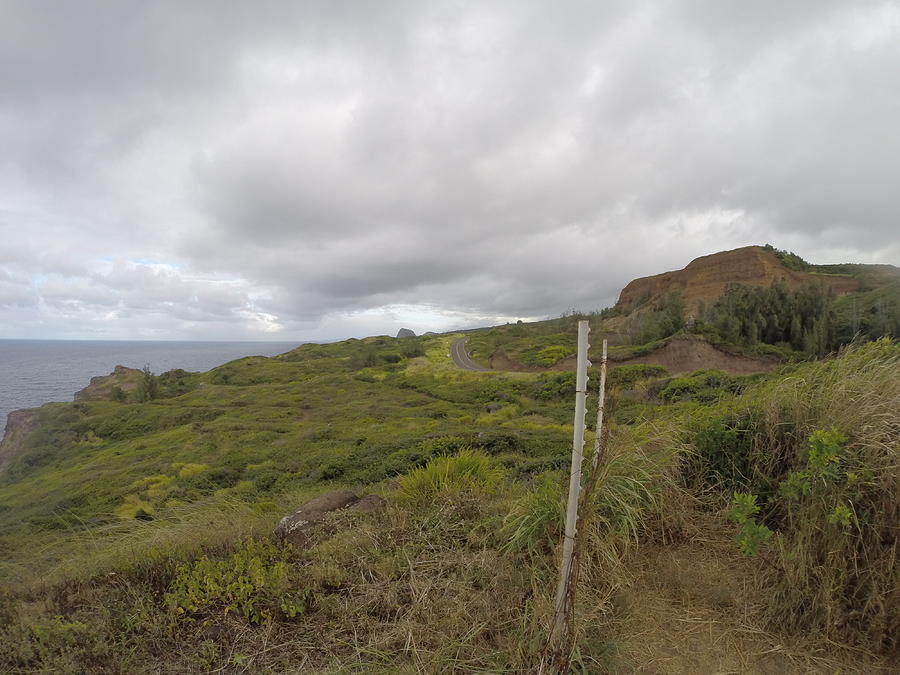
[0,0,897,339]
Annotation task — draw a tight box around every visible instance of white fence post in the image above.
[550,320,591,643]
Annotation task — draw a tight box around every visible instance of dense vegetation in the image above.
[697,281,834,356]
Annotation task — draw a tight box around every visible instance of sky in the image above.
[1,0,898,341]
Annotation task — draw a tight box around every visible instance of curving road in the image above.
[450,338,490,371]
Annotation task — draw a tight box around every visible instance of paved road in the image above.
[450,338,490,371]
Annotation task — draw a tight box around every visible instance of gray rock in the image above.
[274,490,359,549]
[484,402,504,413]
[396,328,416,338]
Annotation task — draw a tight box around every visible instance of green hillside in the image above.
[1,323,897,671]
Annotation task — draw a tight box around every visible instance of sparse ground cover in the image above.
[0,326,897,672]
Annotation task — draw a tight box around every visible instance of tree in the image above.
[135,365,159,402]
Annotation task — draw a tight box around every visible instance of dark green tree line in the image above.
[698,281,834,356]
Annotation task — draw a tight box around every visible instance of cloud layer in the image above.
[1,0,898,340]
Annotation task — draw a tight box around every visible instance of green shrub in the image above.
[608,364,668,389]
[532,345,571,366]
[165,539,307,624]
[349,346,378,369]
[394,450,505,505]
[685,404,760,490]
[399,338,426,358]
[134,365,160,402]
[659,369,737,403]
[624,292,686,343]
[727,492,773,556]
[536,372,576,400]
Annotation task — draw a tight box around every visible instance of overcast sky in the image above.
[1,1,898,341]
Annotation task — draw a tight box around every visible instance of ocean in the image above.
[0,340,299,432]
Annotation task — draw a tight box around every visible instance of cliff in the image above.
[0,409,38,475]
[616,245,880,314]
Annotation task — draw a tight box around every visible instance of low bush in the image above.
[659,369,740,403]
[532,345,571,366]
[165,538,307,624]
[608,364,669,390]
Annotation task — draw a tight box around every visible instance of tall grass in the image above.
[753,339,899,654]
[689,339,900,653]
[394,449,505,505]
[502,420,685,580]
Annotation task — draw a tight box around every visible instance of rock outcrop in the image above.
[274,490,386,549]
[396,328,416,338]
[0,409,38,475]
[616,246,862,314]
[74,365,143,401]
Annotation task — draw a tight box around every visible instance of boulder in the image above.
[484,402,504,413]
[274,490,359,549]
[350,494,387,514]
[274,490,387,549]
[396,328,416,338]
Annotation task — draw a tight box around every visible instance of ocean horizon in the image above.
[0,339,300,432]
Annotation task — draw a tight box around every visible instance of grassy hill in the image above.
[0,323,898,672]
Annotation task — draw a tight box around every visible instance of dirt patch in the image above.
[0,409,39,475]
[615,335,779,375]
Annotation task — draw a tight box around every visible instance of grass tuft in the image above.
[394,449,505,505]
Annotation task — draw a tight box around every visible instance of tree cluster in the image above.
[698,281,834,356]
[624,292,686,344]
